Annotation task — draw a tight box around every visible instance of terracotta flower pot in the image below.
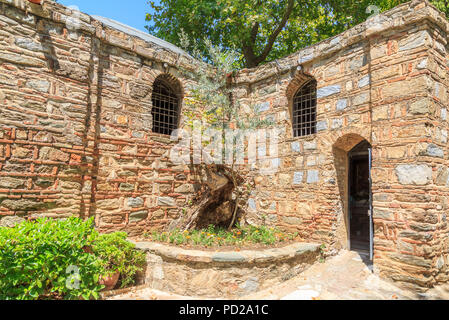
[28,0,42,4]
[99,271,120,291]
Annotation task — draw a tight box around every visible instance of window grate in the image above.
[151,80,179,136]
[292,80,317,138]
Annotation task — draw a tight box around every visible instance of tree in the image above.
[146,0,342,68]
[170,32,272,230]
[325,0,449,37]
[429,0,449,16]
[146,0,449,68]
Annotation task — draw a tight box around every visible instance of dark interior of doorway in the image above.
[349,141,371,254]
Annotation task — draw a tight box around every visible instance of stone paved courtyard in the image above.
[107,250,449,300]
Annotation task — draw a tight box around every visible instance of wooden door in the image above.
[349,155,370,252]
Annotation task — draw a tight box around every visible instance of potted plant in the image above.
[99,271,120,291]
[92,232,146,291]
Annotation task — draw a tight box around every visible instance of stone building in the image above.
[0,0,448,290]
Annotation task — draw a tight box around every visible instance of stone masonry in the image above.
[0,0,448,290]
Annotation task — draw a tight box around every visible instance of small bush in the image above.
[0,217,146,300]
[92,232,146,289]
[0,217,103,300]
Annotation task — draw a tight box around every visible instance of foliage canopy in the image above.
[146,0,448,68]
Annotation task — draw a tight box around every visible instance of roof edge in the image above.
[0,0,198,68]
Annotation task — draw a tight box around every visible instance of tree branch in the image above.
[242,22,259,67]
[253,0,295,66]
[250,22,259,44]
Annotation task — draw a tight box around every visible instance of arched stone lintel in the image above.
[332,132,371,152]
[151,72,184,99]
[285,69,315,101]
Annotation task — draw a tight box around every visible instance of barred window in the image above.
[292,80,317,138]
[151,79,180,135]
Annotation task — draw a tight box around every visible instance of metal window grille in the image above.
[292,80,317,137]
[151,80,179,135]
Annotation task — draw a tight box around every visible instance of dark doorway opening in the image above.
[349,141,371,254]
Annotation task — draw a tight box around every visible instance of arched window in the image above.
[151,79,180,135]
[292,80,317,137]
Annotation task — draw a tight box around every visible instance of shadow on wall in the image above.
[36,17,60,72]
[84,39,109,223]
[34,28,109,222]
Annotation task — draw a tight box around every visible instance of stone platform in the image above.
[133,241,321,298]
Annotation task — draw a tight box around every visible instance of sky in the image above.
[59,0,157,32]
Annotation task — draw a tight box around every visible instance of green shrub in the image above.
[0,217,147,300]
[92,232,146,289]
[0,217,103,300]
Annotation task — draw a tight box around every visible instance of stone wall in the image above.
[0,0,201,236]
[426,13,449,286]
[0,0,448,290]
[231,0,449,290]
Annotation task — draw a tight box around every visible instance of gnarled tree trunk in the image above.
[169,164,245,231]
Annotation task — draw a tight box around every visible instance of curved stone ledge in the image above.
[134,241,321,266]
[133,241,321,298]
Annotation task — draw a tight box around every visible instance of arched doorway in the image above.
[333,134,373,260]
